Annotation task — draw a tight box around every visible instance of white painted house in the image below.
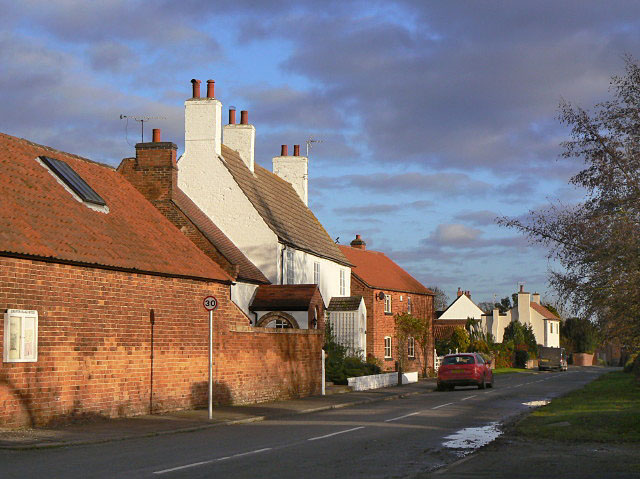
[176,80,351,326]
[437,288,485,322]
[482,285,560,347]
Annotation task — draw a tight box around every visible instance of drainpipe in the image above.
[281,245,286,285]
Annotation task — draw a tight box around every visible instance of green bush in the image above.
[623,353,637,373]
[324,323,380,385]
[562,317,599,354]
[515,349,529,368]
[503,321,538,356]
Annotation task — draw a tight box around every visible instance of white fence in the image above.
[347,371,418,391]
[328,310,366,357]
[434,348,443,373]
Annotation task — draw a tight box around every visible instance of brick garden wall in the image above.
[351,277,434,375]
[0,256,322,427]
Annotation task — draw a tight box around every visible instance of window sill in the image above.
[384,357,393,361]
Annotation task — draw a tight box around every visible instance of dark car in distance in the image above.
[437,352,494,391]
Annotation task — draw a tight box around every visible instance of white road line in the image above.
[461,395,477,401]
[385,412,420,422]
[154,448,272,474]
[154,461,213,474]
[308,426,365,441]
[432,402,454,409]
[513,383,523,388]
[216,448,272,461]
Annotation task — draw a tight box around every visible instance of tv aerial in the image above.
[306,136,323,157]
[120,115,166,143]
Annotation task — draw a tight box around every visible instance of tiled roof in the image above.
[171,188,269,284]
[250,284,320,311]
[220,145,349,266]
[531,302,560,320]
[338,245,433,295]
[327,296,363,311]
[0,132,231,281]
[434,320,467,340]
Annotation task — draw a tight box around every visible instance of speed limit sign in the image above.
[203,296,218,311]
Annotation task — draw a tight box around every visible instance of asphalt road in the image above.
[0,367,610,479]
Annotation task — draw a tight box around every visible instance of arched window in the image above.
[256,311,300,329]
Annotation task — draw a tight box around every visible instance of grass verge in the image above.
[517,371,640,442]
[493,367,530,374]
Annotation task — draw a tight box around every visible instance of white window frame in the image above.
[286,249,295,284]
[384,336,392,359]
[4,309,38,363]
[407,296,412,314]
[384,294,392,314]
[408,336,415,358]
[314,261,321,285]
[339,269,346,296]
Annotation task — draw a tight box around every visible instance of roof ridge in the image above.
[0,132,116,170]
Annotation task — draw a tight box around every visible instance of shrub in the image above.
[324,323,381,385]
[515,349,529,368]
[503,321,538,356]
[562,317,599,354]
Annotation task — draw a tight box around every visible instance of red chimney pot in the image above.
[293,144,300,156]
[191,79,201,98]
[229,108,236,125]
[152,129,161,143]
[281,145,288,156]
[240,110,248,125]
[206,79,215,98]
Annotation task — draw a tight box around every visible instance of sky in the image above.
[2,1,639,308]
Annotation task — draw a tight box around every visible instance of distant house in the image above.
[339,235,435,374]
[175,79,351,326]
[0,131,323,428]
[482,285,560,347]
[434,288,485,342]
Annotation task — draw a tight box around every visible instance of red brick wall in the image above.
[351,277,434,375]
[0,256,322,427]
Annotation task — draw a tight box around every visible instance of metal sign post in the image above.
[203,296,218,420]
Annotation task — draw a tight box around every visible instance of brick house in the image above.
[338,235,435,375]
[0,132,323,427]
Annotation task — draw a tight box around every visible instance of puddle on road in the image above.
[523,399,550,407]
[442,422,502,455]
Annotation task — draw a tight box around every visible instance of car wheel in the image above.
[478,376,486,389]
[436,382,445,392]
[448,384,455,391]
[488,376,494,388]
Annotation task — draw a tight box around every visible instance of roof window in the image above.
[38,156,107,208]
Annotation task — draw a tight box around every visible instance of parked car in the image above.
[538,346,568,371]
[437,352,494,391]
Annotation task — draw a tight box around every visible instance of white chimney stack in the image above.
[273,144,308,205]
[184,79,222,158]
[223,109,255,173]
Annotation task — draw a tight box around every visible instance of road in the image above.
[0,367,609,479]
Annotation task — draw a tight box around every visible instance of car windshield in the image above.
[442,355,475,365]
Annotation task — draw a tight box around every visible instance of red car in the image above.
[437,353,494,391]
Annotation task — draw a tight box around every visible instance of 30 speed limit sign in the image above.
[203,296,218,311]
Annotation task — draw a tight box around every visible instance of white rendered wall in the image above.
[272,156,308,205]
[223,124,255,172]
[529,309,546,346]
[439,295,484,320]
[231,281,259,319]
[179,101,280,282]
[279,244,351,307]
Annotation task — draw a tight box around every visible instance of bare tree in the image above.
[429,286,450,312]
[500,57,640,349]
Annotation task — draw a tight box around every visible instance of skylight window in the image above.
[39,156,106,206]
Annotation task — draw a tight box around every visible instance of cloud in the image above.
[454,210,499,226]
[428,224,482,247]
[333,200,433,216]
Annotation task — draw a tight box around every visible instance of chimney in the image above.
[117,129,178,203]
[273,144,308,205]
[185,78,222,158]
[516,284,531,326]
[466,290,471,299]
[532,292,540,304]
[457,287,463,297]
[350,234,366,250]
[223,108,256,172]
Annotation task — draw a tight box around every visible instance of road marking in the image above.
[308,426,365,441]
[385,412,420,422]
[513,383,523,388]
[432,402,454,409]
[154,461,213,474]
[461,395,477,401]
[154,448,272,474]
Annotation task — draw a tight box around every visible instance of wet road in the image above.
[0,367,610,479]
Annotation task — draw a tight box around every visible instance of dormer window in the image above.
[38,156,108,212]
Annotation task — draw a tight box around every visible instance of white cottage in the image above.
[176,79,351,326]
[482,285,560,347]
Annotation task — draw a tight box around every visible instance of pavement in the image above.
[0,379,434,450]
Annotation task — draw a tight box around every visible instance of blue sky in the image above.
[2,1,639,307]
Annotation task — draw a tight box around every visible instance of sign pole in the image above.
[208,309,213,420]
[202,295,217,421]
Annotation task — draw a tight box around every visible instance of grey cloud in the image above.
[88,42,137,73]
[333,200,433,216]
[454,210,499,226]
